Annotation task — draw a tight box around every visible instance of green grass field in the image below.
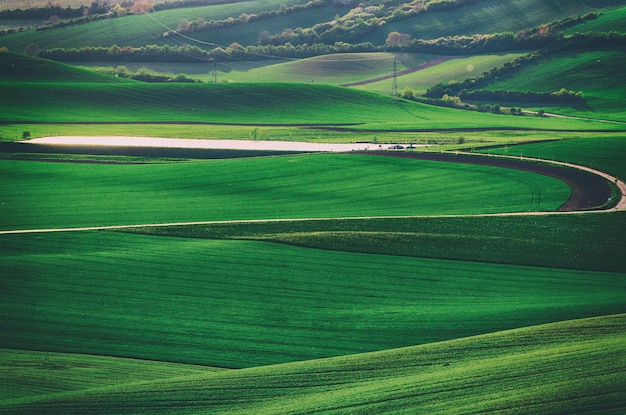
[2,4,626,411]
[0,348,222,402]
[0,153,571,230]
[219,52,410,84]
[132,210,626,274]
[2,79,624,131]
[215,52,525,95]
[0,53,132,83]
[480,135,626,180]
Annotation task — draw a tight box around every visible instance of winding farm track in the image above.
[1,141,624,235]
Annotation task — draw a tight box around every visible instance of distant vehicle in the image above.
[406,145,416,149]
[389,145,404,149]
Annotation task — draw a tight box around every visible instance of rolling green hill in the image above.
[220,52,415,84]
[216,52,525,92]
[2,314,624,414]
[1,0,622,54]
[0,0,312,52]
[360,53,525,94]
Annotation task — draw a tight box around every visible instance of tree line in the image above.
[458,89,584,104]
[92,65,200,82]
[36,29,626,63]
[37,41,379,62]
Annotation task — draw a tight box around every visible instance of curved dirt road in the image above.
[355,150,624,212]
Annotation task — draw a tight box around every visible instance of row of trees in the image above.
[38,41,379,62]
[36,29,626,63]
[457,88,584,104]
[402,89,544,116]
[93,65,199,82]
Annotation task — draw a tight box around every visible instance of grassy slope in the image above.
[2,314,624,414]
[0,0,173,11]
[1,231,624,369]
[483,50,626,121]
[179,4,348,48]
[218,52,524,93]
[0,154,572,230]
[0,349,223,402]
[0,54,622,130]
[2,0,621,52]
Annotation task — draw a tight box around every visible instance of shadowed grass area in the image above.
[129,211,626,274]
